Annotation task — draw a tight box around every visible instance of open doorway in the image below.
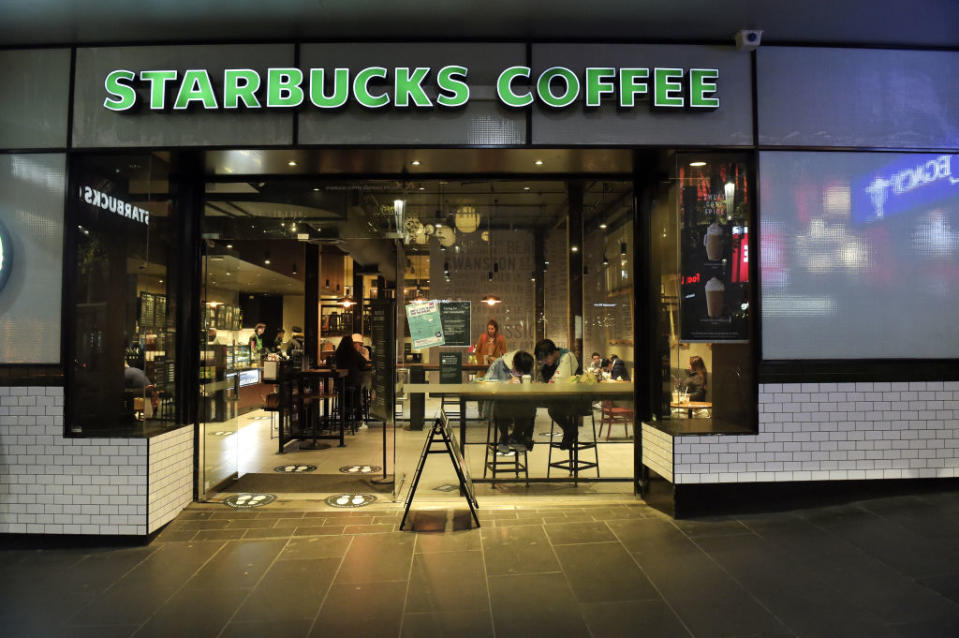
[196,148,638,504]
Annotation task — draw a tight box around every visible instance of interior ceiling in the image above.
[1,0,956,47]
[206,255,303,295]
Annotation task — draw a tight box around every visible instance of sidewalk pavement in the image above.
[2,489,959,637]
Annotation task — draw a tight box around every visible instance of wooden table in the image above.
[670,401,712,418]
[401,382,635,453]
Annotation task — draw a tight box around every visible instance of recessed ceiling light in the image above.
[571,245,579,253]
[418,186,425,191]
[689,161,706,167]
[599,223,608,230]
[226,243,233,249]
[411,160,421,166]
[523,186,530,191]
[313,187,319,191]
[288,160,297,167]
[534,160,544,166]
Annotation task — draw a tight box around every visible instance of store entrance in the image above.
[196,148,639,504]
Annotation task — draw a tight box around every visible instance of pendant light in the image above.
[482,198,502,306]
[338,286,355,308]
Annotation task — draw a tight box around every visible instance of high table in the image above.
[279,368,349,450]
[399,363,490,430]
[400,381,635,457]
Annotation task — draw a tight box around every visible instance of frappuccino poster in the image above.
[679,163,750,342]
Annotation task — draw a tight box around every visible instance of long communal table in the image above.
[399,381,635,455]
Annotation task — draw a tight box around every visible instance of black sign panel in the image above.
[679,173,750,342]
[370,300,396,422]
[439,351,462,384]
[439,301,471,347]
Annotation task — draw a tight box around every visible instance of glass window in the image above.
[655,153,755,432]
[760,151,959,359]
[66,154,177,436]
[0,153,65,364]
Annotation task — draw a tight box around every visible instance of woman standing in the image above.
[474,319,506,364]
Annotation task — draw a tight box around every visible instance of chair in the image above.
[547,412,600,486]
[598,401,633,440]
[482,418,529,487]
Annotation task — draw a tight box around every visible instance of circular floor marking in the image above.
[223,493,276,509]
[325,494,377,508]
[273,464,318,473]
[338,465,382,474]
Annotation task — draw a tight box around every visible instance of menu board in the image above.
[439,301,471,347]
[680,165,750,342]
[370,300,396,423]
[439,351,462,384]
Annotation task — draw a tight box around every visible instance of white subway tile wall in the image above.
[670,382,959,484]
[641,423,674,482]
[147,425,194,533]
[0,386,194,535]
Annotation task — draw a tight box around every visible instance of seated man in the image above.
[534,339,588,450]
[606,354,631,381]
[483,350,536,453]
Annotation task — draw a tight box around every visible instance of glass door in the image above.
[198,247,241,499]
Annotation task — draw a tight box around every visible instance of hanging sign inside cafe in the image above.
[102,65,720,112]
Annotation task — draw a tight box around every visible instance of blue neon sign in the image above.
[852,154,959,225]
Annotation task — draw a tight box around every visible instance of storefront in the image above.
[1,37,957,535]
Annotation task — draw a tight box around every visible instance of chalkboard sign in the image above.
[369,300,396,423]
[439,301,471,347]
[439,352,462,384]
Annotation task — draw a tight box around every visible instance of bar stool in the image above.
[482,419,529,487]
[547,413,600,486]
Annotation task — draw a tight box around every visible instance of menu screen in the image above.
[761,151,959,359]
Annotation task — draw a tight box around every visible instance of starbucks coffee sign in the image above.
[0,219,12,294]
[103,65,719,112]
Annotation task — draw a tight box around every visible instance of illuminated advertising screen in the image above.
[761,151,959,359]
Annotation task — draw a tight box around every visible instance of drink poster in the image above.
[406,300,445,349]
[370,299,396,423]
[679,162,751,342]
[439,301,471,347]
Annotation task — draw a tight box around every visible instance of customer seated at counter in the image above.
[534,339,588,450]
[483,350,536,453]
[606,354,631,381]
[589,352,603,371]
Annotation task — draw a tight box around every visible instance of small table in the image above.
[670,401,712,418]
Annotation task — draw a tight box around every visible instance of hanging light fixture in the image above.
[482,198,502,306]
[338,286,355,308]
[454,205,480,234]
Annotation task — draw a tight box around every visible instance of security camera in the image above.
[735,29,763,51]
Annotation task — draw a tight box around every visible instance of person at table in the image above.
[683,355,708,402]
[588,352,603,372]
[534,339,588,450]
[352,333,372,362]
[474,319,506,364]
[483,350,536,453]
[606,354,631,381]
[249,323,267,362]
[335,335,369,424]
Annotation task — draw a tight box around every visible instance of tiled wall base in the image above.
[1,386,194,535]
[656,382,959,485]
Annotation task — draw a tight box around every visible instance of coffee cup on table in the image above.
[704,222,724,261]
[705,276,725,318]
[521,375,531,384]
